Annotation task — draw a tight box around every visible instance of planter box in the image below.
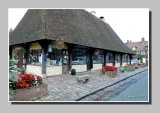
[124,66,135,71]
[104,70,118,77]
[10,83,48,101]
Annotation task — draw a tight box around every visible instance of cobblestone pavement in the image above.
[38,67,148,101]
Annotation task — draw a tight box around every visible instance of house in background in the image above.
[125,37,148,63]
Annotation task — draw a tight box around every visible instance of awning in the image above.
[30,42,42,50]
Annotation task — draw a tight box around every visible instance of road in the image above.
[109,70,149,101]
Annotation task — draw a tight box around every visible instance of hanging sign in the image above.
[55,38,64,50]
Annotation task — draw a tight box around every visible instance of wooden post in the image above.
[9,46,12,59]
[68,45,72,71]
[89,48,94,69]
[120,54,123,66]
[39,40,49,76]
[24,43,30,69]
[126,54,128,64]
[41,47,46,74]
[103,50,106,66]
[113,52,115,66]
[129,54,132,64]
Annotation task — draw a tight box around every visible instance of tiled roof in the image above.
[125,41,148,51]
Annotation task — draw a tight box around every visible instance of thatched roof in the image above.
[9,9,134,54]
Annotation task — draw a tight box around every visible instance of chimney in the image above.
[141,37,145,45]
[100,16,105,21]
[130,40,132,43]
[127,40,129,43]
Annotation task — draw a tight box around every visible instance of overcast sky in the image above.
[8,8,149,43]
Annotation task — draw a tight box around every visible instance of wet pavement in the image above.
[109,71,148,101]
[80,70,148,101]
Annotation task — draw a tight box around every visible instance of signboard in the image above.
[55,38,64,50]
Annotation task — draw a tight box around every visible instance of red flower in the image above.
[25,84,29,88]
[103,65,117,71]
[37,76,42,84]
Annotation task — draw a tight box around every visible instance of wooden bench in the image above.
[77,75,91,83]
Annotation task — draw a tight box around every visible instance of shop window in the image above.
[48,48,62,66]
[72,46,88,65]
[122,54,127,62]
[93,49,104,64]
[106,52,113,63]
[29,49,41,65]
[115,54,120,63]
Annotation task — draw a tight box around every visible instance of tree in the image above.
[136,54,147,62]
[9,28,13,33]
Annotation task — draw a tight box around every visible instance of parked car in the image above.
[72,57,86,65]
[131,59,139,64]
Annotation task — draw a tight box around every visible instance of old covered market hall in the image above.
[9,9,134,77]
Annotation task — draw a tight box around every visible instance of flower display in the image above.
[126,64,134,67]
[15,74,42,89]
[103,65,118,71]
[37,76,42,84]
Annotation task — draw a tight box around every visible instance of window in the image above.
[132,47,136,50]
[29,49,42,65]
[115,54,120,62]
[122,54,127,62]
[145,46,148,50]
[132,47,137,51]
[72,46,88,65]
[48,48,62,66]
[93,49,104,64]
[106,52,113,63]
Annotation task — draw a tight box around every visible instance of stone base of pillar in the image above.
[41,74,47,84]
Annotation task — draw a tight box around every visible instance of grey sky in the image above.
[8,8,149,43]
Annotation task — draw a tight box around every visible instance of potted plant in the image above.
[102,65,118,77]
[71,69,76,75]
[15,47,26,73]
[9,74,48,101]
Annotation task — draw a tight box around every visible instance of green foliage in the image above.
[9,59,21,73]
[71,69,76,75]
[137,54,147,60]
[9,59,22,95]
[16,47,26,55]
[9,88,14,95]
